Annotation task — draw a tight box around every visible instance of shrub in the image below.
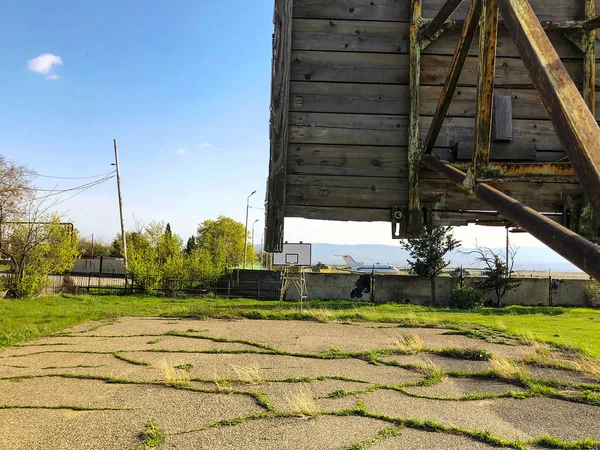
[449,286,484,310]
[582,281,600,308]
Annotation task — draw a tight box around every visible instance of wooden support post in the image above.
[265,0,293,252]
[497,0,600,221]
[471,0,499,178]
[420,0,466,42]
[424,0,482,154]
[407,0,423,237]
[584,0,596,116]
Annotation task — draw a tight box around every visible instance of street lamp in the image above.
[244,190,257,269]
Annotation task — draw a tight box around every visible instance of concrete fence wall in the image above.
[284,272,590,306]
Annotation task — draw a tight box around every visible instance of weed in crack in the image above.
[231,364,263,385]
[490,355,528,381]
[285,386,320,418]
[390,334,425,355]
[114,352,151,367]
[160,360,190,387]
[136,420,166,450]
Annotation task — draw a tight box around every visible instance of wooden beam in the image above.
[497,0,600,221]
[584,0,596,115]
[407,0,423,237]
[265,0,293,253]
[292,0,594,22]
[420,0,466,42]
[424,0,482,154]
[423,154,600,281]
[472,0,499,177]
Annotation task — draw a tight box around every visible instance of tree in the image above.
[2,213,80,298]
[402,226,461,305]
[469,245,521,307]
[78,236,111,258]
[0,156,34,228]
[195,216,257,270]
[185,236,197,255]
[126,221,185,292]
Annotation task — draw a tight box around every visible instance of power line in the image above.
[33,170,116,180]
[33,175,115,201]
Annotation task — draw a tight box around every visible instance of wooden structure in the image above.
[266,0,600,280]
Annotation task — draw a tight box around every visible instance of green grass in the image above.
[136,420,166,450]
[1,294,600,357]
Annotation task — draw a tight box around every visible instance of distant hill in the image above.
[301,243,581,272]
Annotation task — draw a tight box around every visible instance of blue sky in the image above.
[0,0,566,259]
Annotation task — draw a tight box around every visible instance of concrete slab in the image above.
[0,317,597,449]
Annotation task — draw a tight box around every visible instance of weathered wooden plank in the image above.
[293,0,594,21]
[287,143,445,178]
[288,112,564,152]
[457,142,536,160]
[284,204,562,225]
[289,82,600,119]
[265,0,293,253]
[286,174,407,210]
[493,94,513,141]
[287,144,409,177]
[285,174,581,211]
[536,150,568,162]
[292,19,587,57]
[291,51,600,87]
[285,205,391,222]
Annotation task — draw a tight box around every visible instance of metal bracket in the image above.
[419,19,458,50]
[563,29,587,52]
[391,205,407,239]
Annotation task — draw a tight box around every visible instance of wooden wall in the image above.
[267,0,594,249]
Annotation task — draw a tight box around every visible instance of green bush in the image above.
[582,281,600,308]
[449,286,484,310]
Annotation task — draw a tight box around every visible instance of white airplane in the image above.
[337,255,401,274]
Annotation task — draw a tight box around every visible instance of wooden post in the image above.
[265,0,293,252]
[407,0,423,237]
[584,0,596,115]
[113,139,128,269]
[497,0,600,221]
[472,0,499,178]
[424,0,482,154]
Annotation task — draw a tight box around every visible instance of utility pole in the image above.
[91,233,94,258]
[113,139,128,269]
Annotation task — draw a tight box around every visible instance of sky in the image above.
[0,0,562,259]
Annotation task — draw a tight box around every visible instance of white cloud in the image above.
[198,142,212,148]
[174,148,188,156]
[27,53,63,79]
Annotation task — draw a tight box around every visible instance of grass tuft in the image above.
[418,359,446,384]
[532,435,600,449]
[304,308,335,323]
[231,364,263,385]
[390,334,425,355]
[136,420,166,450]
[159,360,190,387]
[285,386,320,418]
[573,358,600,382]
[490,355,528,381]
